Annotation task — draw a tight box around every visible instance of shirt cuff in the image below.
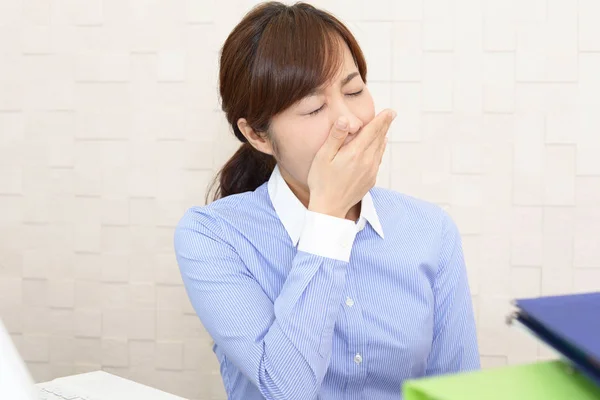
[297,211,357,262]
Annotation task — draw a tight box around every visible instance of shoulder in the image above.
[174,188,272,255]
[176,192,247,233]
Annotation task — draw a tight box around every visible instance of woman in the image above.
[175,2,479,399]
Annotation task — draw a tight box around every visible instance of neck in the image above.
[279,166,361,222]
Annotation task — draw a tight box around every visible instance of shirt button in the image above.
[354,353,363,365]
[345,297,354,307]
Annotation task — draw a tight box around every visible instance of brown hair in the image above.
[207,1,367,202]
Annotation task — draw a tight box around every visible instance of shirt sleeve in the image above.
[425,211,481,376]
[174,209,357,400]
[298,211,357,262]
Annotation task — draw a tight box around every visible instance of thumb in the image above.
[321,117,349,159]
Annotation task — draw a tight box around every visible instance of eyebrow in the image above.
[307,72,361,97]
[341,71,360,86]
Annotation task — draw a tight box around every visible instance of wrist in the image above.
[307,199,348,219]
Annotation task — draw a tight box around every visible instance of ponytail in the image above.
[206,142,276,203]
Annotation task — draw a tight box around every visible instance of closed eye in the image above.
[308,104,325,116]
[307,90,364,116]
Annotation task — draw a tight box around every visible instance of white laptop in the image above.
[0,319,186,400]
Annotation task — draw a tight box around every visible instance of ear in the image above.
[237,118,274,156]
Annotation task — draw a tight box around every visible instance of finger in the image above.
[319,116,350,160]
[377,136,388,165]
[365,122,388,162]
[349,109,396,152]
[364,111,395,158]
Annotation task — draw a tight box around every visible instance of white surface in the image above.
[0,319,38,400]
[37,383,94,400]
[1,318,185,400]
[37,371,187,400]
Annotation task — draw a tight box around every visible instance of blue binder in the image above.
[514,292,600,388]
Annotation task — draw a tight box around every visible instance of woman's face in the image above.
[269,42,375,191]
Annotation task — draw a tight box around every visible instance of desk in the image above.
[37,371,186,400]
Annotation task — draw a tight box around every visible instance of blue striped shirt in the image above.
[174,167,480,400]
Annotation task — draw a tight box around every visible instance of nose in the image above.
[340,114,363,145]
[331,97,363,135]
[344,114,363,135]
[334,108,362,135]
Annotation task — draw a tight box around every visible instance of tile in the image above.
[576,143,600,175]
[101,283,131,309]
[21,334,49,362]
[480,356,507,369]
[129,340,155,368]
[49,336,75,364]
[542,235,574,271]
[74,309,102,338]
[101,254,130,283]
[576,177,600,207]
[102,308,129,338]
[157,52,186,82]
[361,0,393,20]
[0,278,22,307]
[75,281,103,309]
[22,279,48,307]
[48,280,75,308]
[128,309,155,340]
[544,146,575,206]
[422,20,454,51]
[451,175,482,207]
[510,266,542,298]
[102,338,129,367]
[155,341,183,371]
[579,0,600,51]
[353,22,392,81]
[186,0,215,23]
[74,338,101,365]
[541,267,574,296]
[451,143,483,174]
[391,0,423,20]
[157,285,186,310]
[514,114,544,175]
[23,0,52,24]
[511,235,543,266]
[130,283,155,309]
[573,269,600,293]
[573,236,600,268]
[516,0,547,21]
[157,310,184,341]
[483,19,516,51]
[512,207,543,235]
[507,327,539,365]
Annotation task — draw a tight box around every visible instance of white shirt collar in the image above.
[267,165,385,246]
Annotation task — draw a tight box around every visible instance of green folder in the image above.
[403,360,600,400]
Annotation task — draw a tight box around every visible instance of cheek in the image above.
[271,120,326,177]
[281,118,330,156]
[301,121,329,163]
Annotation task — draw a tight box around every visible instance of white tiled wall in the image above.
[1,0,599,398]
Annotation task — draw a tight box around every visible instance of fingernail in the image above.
[336,117,348,129]
[391,111,397,119]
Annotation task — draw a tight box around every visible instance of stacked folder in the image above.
[403,292,600,400]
